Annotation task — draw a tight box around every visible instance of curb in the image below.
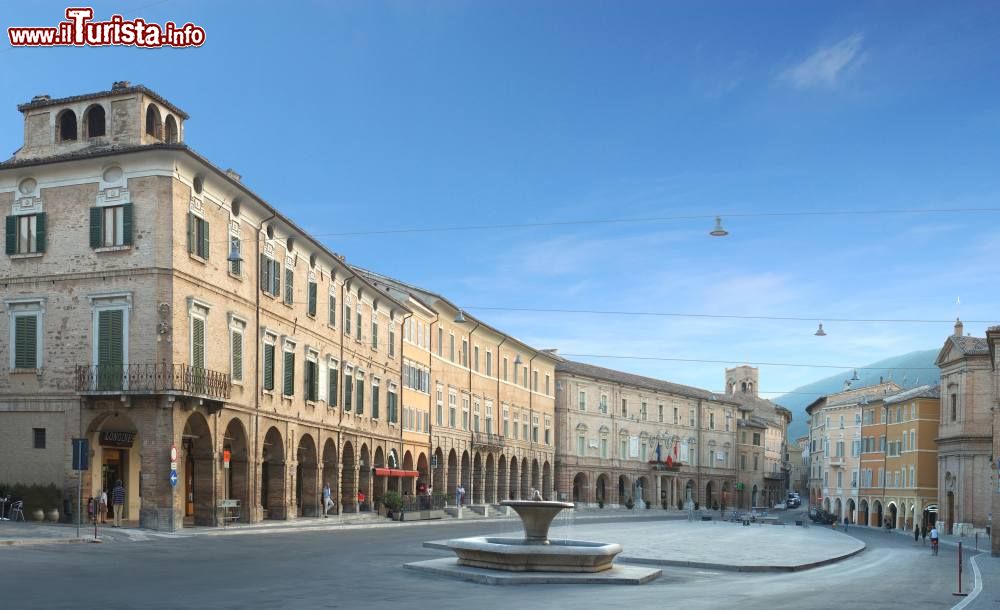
[615,542,866,573]
[950,552,985,610]
[0,537,87,547]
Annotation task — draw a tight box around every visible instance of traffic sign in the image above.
[169,470,178,487]
[72,438,90,471]
[170,461,178,471]
[170,445,178,462]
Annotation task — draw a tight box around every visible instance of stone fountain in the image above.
[443,493,622,573]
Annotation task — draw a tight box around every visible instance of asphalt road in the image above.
[0,513,980,609]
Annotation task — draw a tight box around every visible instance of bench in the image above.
[218,499,240,525]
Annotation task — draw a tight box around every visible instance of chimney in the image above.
[225,168,242,182]
[954,318,964,337]
[31,94,51,103]
[112,81,131,90]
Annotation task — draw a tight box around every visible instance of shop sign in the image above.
[100,431,135,447]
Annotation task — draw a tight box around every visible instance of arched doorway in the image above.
[358,444,371,510]
[618,475,630,505]
[833,498,842,519]
[859,499,869,526]
[947,491,955,534]
[705,481,714,509]
[87,412,140,525]
[573,472,588,503]
[472,453,484,504]
[596,474,609,505]
[485,454,496,504]
[222,418,249,523]
[751,484,759,508]
[261,427,286,520]
[888,502,898,529]
[520,457,530,499]
[873,500,884,528]
[542,461,552,500]
[847,499,856,524]
[372,446,386,507]
[636,476,650,507]
[296,434,319,517]
[402,451,415,495]
[416,452,429,496]
[497,455,508,502]
[341,441,356,513]
[685,479,695,506]
[432,447,444,495]
[182,413,214,526]
[460,451,471,504]
[322,438,338,516]
[447,450,458,502]
[721,481,731,511]
[924,504,938,530]
[531,459,540,495]
[509,457,519,500]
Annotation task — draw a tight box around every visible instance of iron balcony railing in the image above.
[400,494,447,512]
[75,363,231,400]
[471,431,505,449]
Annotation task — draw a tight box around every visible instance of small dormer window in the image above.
[57,109,77,142]
[84,105,105,138]
[164,115,178,143]
[145,104,162,139]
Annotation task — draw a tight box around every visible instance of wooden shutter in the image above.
[329,368,338,407]
[260,254,269,292]
[284,268,293,304]
[305,360,317,401]
[200,217,210,259]
[5,216,15,255]
[271,260,281,295]
[122,204,133,246]
[90,208,102,248]
[356,377,364,414]
[34,213,46,253]
[308,282,317,316]
[371,383,379,419]
[14,315,37,369]
[192,317,205,369]
[97,309,124,390]
[187,212,195,254]
[283,351,294,396]
[263,344,275,391]
[231,331,243,382]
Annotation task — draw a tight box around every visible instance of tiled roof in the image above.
[17,84,189,119]
[883,384,941,405]
[0,142,186,169]
[948,335,989,355]
[555,359,739,405]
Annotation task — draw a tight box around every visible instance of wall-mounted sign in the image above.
[100,431,135,448]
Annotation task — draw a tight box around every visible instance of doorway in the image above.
[947,492,954,534]
[101,449,128,521]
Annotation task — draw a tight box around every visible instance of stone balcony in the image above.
[470,431,506,450]
[74,363,232,403]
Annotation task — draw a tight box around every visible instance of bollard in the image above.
[975,532,978,551]
[953,541,967,597]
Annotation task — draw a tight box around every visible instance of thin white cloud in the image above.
[781,34,866,90]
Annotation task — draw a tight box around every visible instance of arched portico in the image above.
[296,434,319,517]
[261,426,286,520]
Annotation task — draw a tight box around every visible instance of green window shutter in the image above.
[329,369,338,407]
[192,318,205,369]
[308,283,317,316]
[122,204,133,246]
[283,351,295,396]
[231,331,243,382]
[371,384,379,419]
[97,309,124,390]
[5,216,16,255]
[34,213,46,253]
[260,254,269,292]
[356,378,364,414]
[14,315,37,369]
[187,212,194,254]
[200,217,210,259]
[89,208,102,248]
[344,374,352,411]
[263,344,274,391]
[271,260,281,296]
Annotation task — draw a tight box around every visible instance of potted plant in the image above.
[598,499,604,509]
[31,507,45,521]
[624,496,634,510]
[45,508,60,522]
[382,491,403,520]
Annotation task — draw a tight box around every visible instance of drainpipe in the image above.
[427,317,438,491]
[252,212,276,522]
[696,399,703,507]
[399,312,411,489]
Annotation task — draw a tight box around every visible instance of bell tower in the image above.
[725,365,759,398]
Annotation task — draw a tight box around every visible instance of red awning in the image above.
[373,468,420,478]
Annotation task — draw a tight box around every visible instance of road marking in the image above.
[950,552,984,610]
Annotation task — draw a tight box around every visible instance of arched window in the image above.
[164,114,178,143]
[145,104,162,139]
[57,109,78,142]
[84,105,106,138]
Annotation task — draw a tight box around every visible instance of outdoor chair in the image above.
[9,500,24,521]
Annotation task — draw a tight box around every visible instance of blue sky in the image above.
[3,1,999,397]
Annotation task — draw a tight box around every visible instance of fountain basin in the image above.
[500,500,575,544]
[447,536,623,572]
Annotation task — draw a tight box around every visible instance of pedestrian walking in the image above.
[921,524,927,544]
[844,516,849,531]
[456,484,465,506]
[111,480,125,528]
[914,523,920,543]
[98,489,108,524]
[322,482,334,517]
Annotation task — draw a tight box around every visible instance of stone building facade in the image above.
[554,359,741,510]
[0,83,422,529]
[935,319,993,536]
[986,325,1000,556]
[355,272,558,509]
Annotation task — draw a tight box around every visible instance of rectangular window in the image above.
[307,281,317,317]
[578,435,585,456]
[259,255,281,296]
[486,351,492,376]
[473,401,480,432]
[532,414,539,443]
[532,370,539,392]
[282,350,295,397]
[263,343,275,391]
[87,205,133,249]
[371,320,378,350]
[328,294,337,326]
[449,392,457,428]
[12,313,40,369]
[673,407,678,424]
[752,433,761,446]
[229,235,241,275]
[344,368,353,411]
[32,428,45,449]
[191,317,205,372]
[462,396,469,430]
[545,374,550,395]
[284,267,294,306]
[658,405,663,423]
[473,345,479,372]
[355,372,365,415]
[387,386,397,423]
[355,311,362,341]
[371,378,380,419]
[601,438,608,458]
[461,339,468,367]
[230,329,243,383]
[503,406,509,437]
[6,213,46,254]
[579,390,587,410]
[641,402,648,421]
[449,334,455,362]
[709,412,715,430]
[187,212,210,259]
[328,362,339,407]
[388,326,395,358]
[345,304,352,335]
[620,438,627,458]
[950,394,957,421]
[621,398,627,417]
[503,358,508,381]
[486,403,493,434]
[305,358,318,402]
[437,328,443,356]
[600,394,608,414]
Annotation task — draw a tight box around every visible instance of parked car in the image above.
[808,507,837,524]
[786,494,801,508]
